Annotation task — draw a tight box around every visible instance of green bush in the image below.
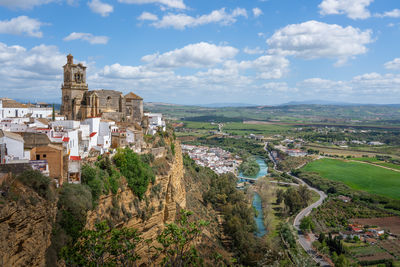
[113,147,155,199]
[58,184,92,241]
[17,170,54,200]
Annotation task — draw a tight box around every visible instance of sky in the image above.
[0,0,400,105]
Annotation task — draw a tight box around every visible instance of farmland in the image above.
[302,158,400,199]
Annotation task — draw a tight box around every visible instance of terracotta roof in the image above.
[125,92,143,100]
[70,156,81,161]
[62,137,70,142]
[2,100,27,108]
[0,130,24,142]
[89,132,97,137]
[21,132,50,149]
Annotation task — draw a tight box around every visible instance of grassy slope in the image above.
[302,158,400,200]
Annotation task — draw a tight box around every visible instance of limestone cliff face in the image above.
[85,140,186,259]
[0,182,57,267]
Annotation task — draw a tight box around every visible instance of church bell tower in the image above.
[60,54,88,120]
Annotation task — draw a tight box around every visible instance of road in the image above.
[265,143,331,266]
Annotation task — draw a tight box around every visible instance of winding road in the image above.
[265,143,331,266]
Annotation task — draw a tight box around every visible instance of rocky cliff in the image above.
[85,140,186,260]
[0,180,57,267]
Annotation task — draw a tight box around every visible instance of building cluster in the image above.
[338,224,387,245]
[0,55,166,186]
[181,144,240,174]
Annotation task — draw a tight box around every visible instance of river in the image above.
[238,157,268,237]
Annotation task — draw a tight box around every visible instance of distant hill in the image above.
[280,100,358,106]
[197,103,257,108]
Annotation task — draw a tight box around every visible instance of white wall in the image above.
[51,120,80,129]
[67,130,79,157]
[30,107,52,118]
[0,136,24,160]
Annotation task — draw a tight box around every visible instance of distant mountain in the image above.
[198,103,257,108]
[280,100,359,106]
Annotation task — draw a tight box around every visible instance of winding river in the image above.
[238,158,268,237]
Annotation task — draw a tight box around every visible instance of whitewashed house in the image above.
[0,99,29,119]
[29,103,53,119]
[0,130,25,162]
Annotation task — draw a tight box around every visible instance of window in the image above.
[42,154,46,158]
[36,155,40,160]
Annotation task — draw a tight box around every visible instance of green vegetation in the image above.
[302,158,400,199]
[113,147,155,199]
[299,216,315,233]
[239,157,260,176]
[281,185,312,215]
[81,157,121,205]
[61,209,208,267]
[16,170,55,200]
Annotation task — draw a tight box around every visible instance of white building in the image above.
[0,99,29,119]
[28,103,52,119]
[144,112,166,135]
[0,130,26,162]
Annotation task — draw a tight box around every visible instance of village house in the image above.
[0,130,26,163]
[30,144,65,185]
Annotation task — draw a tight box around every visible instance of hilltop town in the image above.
[0,55,166,186]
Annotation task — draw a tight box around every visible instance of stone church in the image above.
[60,54,143,122]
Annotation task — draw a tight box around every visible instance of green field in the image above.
[302,158,400,199]
[353,157,400,170]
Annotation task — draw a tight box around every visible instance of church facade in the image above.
[60,54,143,123]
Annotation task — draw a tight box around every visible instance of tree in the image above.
[154,209,209,267]
[299,216,315,233]
[297,185,312,205]
[61,221,142,267]
[283,187,302,214]
[276,189,284,204]
[52,103,55,121]
[113,147,155,199]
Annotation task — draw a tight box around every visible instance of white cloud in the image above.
[375,9,400,18]
[117,0,185,9]
[261,82,297,92]
[244,46,264,55]
[0,42,67,100]
[0,0,55,9]
[64,32,109,44]
[250,55,289,79]
[266,20,373,65]
[138,12,158,21]
[252,7,263,18]
[384,58,400,70]
[88,0,113,17]
[0,16,45,38]
[297,73,400,101]
[141,42,238,68]
[319,0,373,19]
[151,8,248,30]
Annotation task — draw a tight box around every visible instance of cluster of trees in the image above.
[113,147,155,199]
[61,209,209,267]
[276,185,312,215]
[239,157,260,176]
[202,171,267,265]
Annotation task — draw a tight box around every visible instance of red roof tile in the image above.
[62,137,70,142]
[70,156,81,161]
[89,132,97,137]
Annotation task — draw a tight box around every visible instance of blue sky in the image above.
[0,0,400,105]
